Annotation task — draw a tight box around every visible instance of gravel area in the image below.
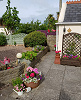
[0,46,28,64]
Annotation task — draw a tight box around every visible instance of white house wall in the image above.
[0,27,8,35]
[58,3,67,22]
[58,24,81,55]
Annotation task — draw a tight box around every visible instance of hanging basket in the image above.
[54,53,60,64]
[24,80,40,89]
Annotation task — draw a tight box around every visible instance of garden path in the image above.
[0,51,81,100]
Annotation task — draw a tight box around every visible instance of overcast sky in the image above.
[0,0,68,23]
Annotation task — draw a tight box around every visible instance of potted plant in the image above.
[21,66,42,89]
[12,77,25,96]
[54,50,61,64]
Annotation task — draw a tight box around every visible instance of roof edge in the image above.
[66,0,81,4]
[55,22,81,25]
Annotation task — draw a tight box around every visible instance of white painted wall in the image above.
[58,24,81,55]
[0,27,8,35]
[58,3,67,22]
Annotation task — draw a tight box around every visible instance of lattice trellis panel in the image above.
[62,33,81,56]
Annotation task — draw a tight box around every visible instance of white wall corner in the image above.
[58,3,67,23]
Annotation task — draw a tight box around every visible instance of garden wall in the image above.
[47,35,56,51]
[0,63,25,85]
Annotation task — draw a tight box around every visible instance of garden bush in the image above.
[24,31,47,47]
[0,34,7,46]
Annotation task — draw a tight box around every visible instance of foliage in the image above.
[14,41,16,46]
[2,0,20,34]
[24,31,47,47]
[44,14,57,31]
[0,34,7,46]
[21,66,42,83]
[65,42,76,55]
[22,51,37,61]
[12,77,25,92]
[33,45,45,53]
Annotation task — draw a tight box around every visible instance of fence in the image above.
[6,33,27,45]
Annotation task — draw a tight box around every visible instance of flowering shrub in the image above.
[62,54,80,60]
[12,77,25,92]
[21,66,42,83]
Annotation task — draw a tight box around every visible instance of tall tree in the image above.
[44,14,57,31]
[2,0,20,35]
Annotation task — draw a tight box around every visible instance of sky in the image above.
[0,0,68,23]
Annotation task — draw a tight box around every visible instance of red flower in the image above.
[55,50,61,54]
[7,67,10,69]
[48,29,50,33]
[30,73,35,77]
[26,76,29,79]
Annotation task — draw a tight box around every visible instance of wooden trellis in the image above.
[62,33,81,56]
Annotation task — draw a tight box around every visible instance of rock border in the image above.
[0,46,49,85]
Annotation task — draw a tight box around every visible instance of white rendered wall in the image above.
[58,3,67,22]
[58,24,81,55]
[0,27,8,35]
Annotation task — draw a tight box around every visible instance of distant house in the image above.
[0,17,8,35]
[56,0,81,55]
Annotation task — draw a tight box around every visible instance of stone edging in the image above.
[0,46,49,85]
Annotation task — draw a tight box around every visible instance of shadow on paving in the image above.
[59,89,71,100]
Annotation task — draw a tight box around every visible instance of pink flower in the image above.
[33,68,39,74]
[30,73,35,77]
[27,67,33,72]
[16,87,18,90]
[79,58,80,59]
[25,74,27,77]
[52,29,56,32]
[21,84,23,87]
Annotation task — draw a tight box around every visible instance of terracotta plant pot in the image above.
[24,80,40,89]
[54,53,60,64]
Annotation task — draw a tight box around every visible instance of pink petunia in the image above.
[27,67,33,72]
[21,84,23,87]
[30,73,35,77]
[33,68,39,74]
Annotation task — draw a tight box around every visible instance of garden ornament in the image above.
[25,87,31,92]
[0,57,10,65]
[0,57,10,69]
[16,53,22,64]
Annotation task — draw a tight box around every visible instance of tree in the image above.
[2,0,20,35]
[44,14,57,31]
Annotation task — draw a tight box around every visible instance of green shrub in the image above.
[24,31,47,47]
[0,34,7,46]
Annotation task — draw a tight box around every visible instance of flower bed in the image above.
[60,58,81,67]
[0,46,48,86]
